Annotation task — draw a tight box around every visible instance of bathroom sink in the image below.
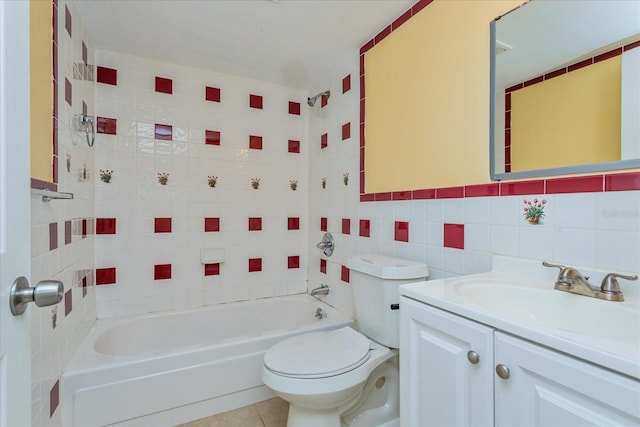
[454,281,640,343]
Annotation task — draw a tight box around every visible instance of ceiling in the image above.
[74,0,415,91]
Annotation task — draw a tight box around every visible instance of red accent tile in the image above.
[605,172,640,191]
[360,171,365,194]
[412,0,433,15]
[444,224,465,250]
[360,99,366,124]
[395,221,409,242]
[288,101,300,115]
[82,219,88,238]
[96,66,117,85]
[545,68,567,80]
[204,263,220,276]
[96,267,116,285]
[321,133,328,149]
[154,217,172,233]
[155,76,173,94]
[412,188,436,199]
[249,135,263,150]
[341,265,350,283]
[568,58,593,72]
[50,380,60,417]
[96,117,117,134]
[82,42,87,65]
[64,78,72,106]
[248,258,262,272]
[320,259,327,274]
[374,192,392,201]
[205,130,221,145]
[342,74,351,93]
[374,25,392,44]
[500,180,545,196]
[360,194,375,202]
[64,5,71,36]
[436,186,464,199]
[594,47,622,64]
[82,276,87,297]
[288,217,300,230]
[288,140,300,153]
[342,218,351,235]
[205,86,221,102]
[49,223,58,251]
[465,183,500,197]
[546,175,603,194]
[248,217,262,231]
[342,122,351,140]
[154,264,172,280]
[204,217,220,232]
[96,218,116,234]
[288,255,300,269]
[359,219,370,237]
[321,94,328,107]
[155,123,172,141]
[505,93,511,111]
[320,217,327,232]
[360,146,365,171]
[523,76,543,87]
[625,40,640,51]
[65,220,72,244]
[392,8,412,29]
[249,94,263,109]
[64,289,72,316]
[392,191,411,200]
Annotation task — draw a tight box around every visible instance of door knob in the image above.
[9,276,64,316]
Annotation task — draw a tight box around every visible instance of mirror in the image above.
[490,0,640,180]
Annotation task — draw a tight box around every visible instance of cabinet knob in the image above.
[467,350,480,365]
[495,364,510,380]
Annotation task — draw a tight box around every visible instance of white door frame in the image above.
[0,0,33,425]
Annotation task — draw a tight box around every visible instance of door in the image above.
[399,297,494,427]
[0,1,33,426]
[494,332,640,426]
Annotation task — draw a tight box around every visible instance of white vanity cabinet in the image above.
[400,296,640,427]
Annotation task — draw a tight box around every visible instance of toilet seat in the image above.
[264,327,371,379]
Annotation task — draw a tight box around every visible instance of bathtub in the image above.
[62,294,352,426]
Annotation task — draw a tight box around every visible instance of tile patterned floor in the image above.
[177,397,289,427]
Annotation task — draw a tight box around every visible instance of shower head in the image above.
[307,90,331,107]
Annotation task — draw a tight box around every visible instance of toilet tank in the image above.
[346,254,429,348]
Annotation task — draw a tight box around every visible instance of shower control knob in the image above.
[467,351,480,365]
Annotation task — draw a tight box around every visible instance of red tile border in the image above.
[96,117,117,135]
[288,101,300,115]
[96,66,117,86]
[96,267,116,285]
[205,86,221,102]
[341,265,350,283]
[248,217,262,231]
[546,175,603,194]
[392,191,411,200]
[465,183,499,197]
[155,123,172,141]
[392,8,412,30]
[359,219,370,237]
[205,130,221,145]
[204,217,220,232]
[288,140,300,153]
[436,186,464,199]
[155,76,173,94]
[96,218,116,234]
[154,264,172,280]
[444,223,464,249]
[411,188,436,199]
[394,221,409,242]
[625,40,640,51]
[605,171,640,191]
[288,255,300,269]
[374,192,392,201]
[249,94,263,109]
[204,263,220,276]
[500,180,545,196]
[249,135,263,150]
[248,258,262,272]
[288,217,300,230]
[154,217,172,233]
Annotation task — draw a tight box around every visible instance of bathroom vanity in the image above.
[398,260,640,427]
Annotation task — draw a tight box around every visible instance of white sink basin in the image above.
[454,280,640,343]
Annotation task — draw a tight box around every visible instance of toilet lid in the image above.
[264,327,371,378]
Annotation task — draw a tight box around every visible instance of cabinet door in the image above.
[495,332,640,426]
[400,297,494,427]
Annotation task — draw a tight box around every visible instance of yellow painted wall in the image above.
[30,0,54,183]
[511,57,621,171]
[364,0,522,192]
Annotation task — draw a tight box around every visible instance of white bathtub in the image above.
[62,294,352,426]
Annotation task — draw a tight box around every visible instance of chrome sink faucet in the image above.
[543,262,637,301]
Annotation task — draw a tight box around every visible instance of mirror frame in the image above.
[489,19,640,181]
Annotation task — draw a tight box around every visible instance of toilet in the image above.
[261,254,429,427]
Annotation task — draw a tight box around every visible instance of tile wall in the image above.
[30,1,97,425]
[93,51,309,317]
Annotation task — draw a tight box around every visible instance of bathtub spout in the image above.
[310,284,330,298]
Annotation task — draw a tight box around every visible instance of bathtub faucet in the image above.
[310,284,330,298]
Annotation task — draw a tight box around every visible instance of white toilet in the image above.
[261,254,429,427]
